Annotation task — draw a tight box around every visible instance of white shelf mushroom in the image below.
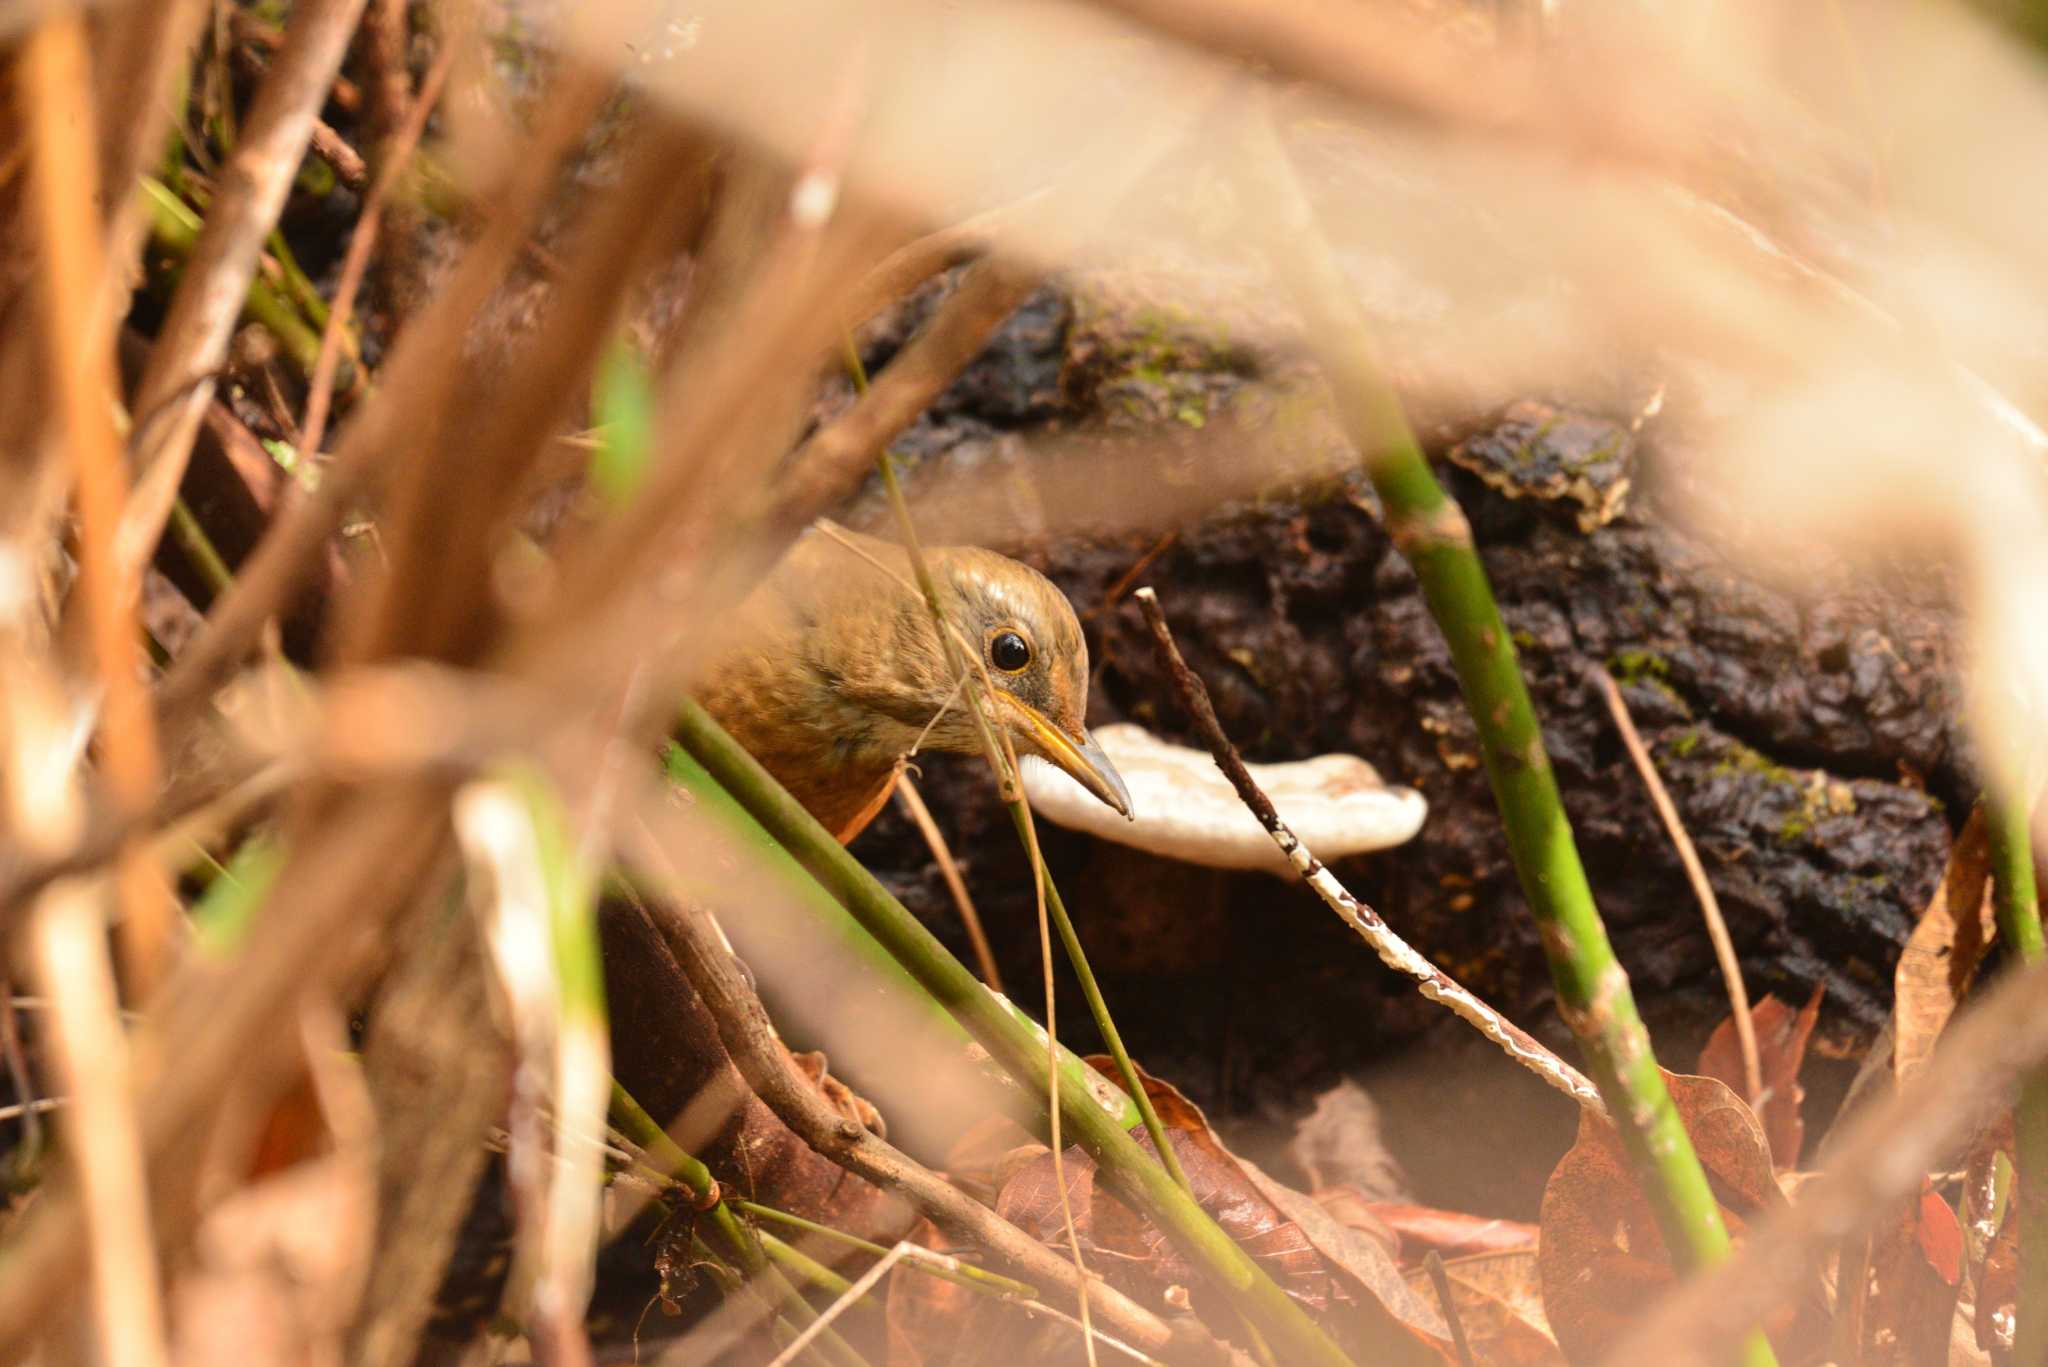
[1020,723,1426,874]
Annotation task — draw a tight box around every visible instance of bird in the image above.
[696,521,1133,843]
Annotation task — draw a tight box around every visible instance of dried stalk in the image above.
[1591,667,1761,1107]
[893,767,1004,991]
[1135,588,1601,1110]
[18,10,171,988]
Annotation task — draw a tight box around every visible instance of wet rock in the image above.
[842,278,1966,1216]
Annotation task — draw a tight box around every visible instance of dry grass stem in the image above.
[893,767,1004,992]
[27,883,170,1367]
[19,10,172,988]
[1591,666,1761,1107]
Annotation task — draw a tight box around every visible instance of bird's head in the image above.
[923,548,1133,821]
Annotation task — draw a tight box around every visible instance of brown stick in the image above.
[894,767,1005,992]
[19,12,173,989]
[1133,587,1602,1110]
[1589,667,1761,1107]
[774,258,1045,529]
[307,119,369,191]
[639,884,1179,1358]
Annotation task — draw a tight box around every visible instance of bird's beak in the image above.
[998,695,1133,820]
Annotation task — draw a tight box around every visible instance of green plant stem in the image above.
[608,1082,869,1367]
[138,176,329,381]
[1989,789,2048,1367]
[737,1199,1039,1301]
[655,743,1139,1130]
[869,449,1192,1199]
[167,497,234,602]
[756,1231,875,1316]
[1241,100,1772,1366]
[673,699,1365,1367]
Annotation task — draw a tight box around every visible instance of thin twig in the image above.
[297,27,464,462]
[1590,667,1760,1107]
[866,448,1115,1367]
[778,260,1046,529]
[893,766,1004,992]
[1134,588,1602,1111]
[839,189,1049,327]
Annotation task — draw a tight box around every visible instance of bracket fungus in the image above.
[1021,723,1426,874]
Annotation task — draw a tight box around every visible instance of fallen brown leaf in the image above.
[1837,1180,1965,1367]
[1363,1201,1539,1263]
[1405,1247,1566,1367]
[1698,986,1824,1169]
[1537,1070,1829,1365]
[1965,1113,2020,1365]
[994,1058,1453,1364]
[1896,806,1995,1083]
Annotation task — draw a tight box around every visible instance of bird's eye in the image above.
[990,630,1032,673]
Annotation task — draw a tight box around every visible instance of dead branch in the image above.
[777,258,1044,527]
[894,767,1004,992]
[307,119,369,193]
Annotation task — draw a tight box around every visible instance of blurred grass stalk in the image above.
[1239,97,1776,1366]
[1988,788,2047,1367]
[671,699,1365,1367]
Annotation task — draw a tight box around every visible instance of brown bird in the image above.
[698,522,1133,842]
